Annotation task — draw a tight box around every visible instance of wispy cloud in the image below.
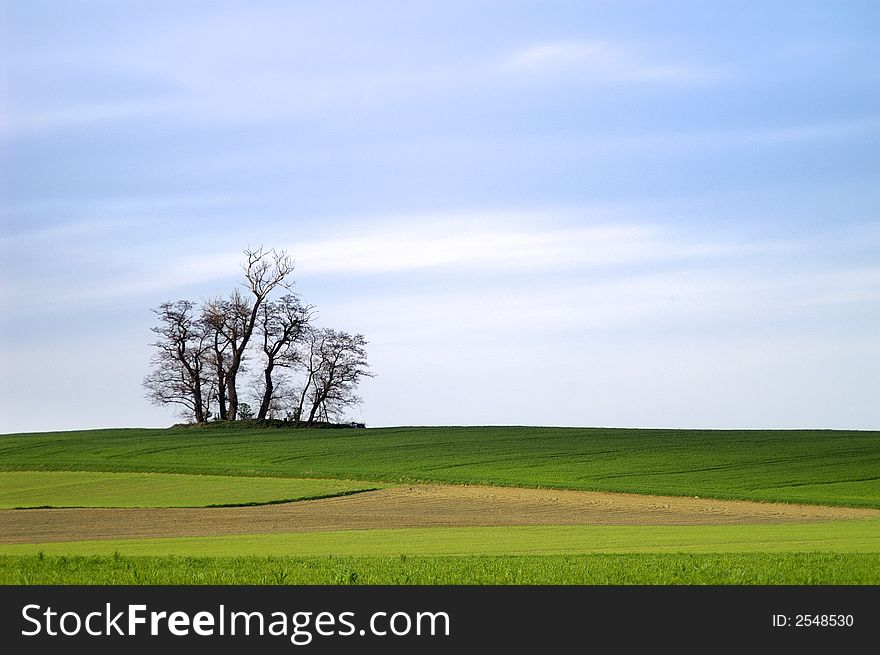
[0,209,765,318]
[501,40,716,83]
[164,212,769,282]
[1,99,178,138]
[6,207,877,323]
[293,220,753,275]
[4,10,719,138]
[321,263,880,345]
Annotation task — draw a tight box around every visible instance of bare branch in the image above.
[143,300,213,423]
[298,328,373,425]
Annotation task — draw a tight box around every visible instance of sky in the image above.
[1,0,879,433]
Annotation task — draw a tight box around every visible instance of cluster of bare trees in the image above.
[143,247,372,425]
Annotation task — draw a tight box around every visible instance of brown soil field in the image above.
[1,484,878,544]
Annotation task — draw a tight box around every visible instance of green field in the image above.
[4,553,878,585]
[1,425,878,584]
[0,471,380,508]
[1,521,878,557]
[1,426,878,507]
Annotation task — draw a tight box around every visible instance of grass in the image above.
[2,425,877,585]
[4,552,878,585]
[2,521,878,557]
[0,471,380,508]
[1,426,878,507]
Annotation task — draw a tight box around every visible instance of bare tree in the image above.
[201,290,252,420]
[218,247,295,420]
[299,328,373,425]
[293,327,322,423]
[143,300,213,423]
[255,293,314,419]
[201,248,295,420]
[253,370,295,420]
[201,297,233,420]
[143,246,376,427]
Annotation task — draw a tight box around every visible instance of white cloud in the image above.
[502,40,714,83]
[4,11,719,137]
[2,99,177,137]
[0,209,825,308]
[507,41,614,71]
[5,208,877,326]
[280,214,763,276]
[320,264,880,347]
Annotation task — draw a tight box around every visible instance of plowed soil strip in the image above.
[2,484,878,544]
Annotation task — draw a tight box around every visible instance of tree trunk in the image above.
[306,392,324,425]
[213,360,227,420]
[257,360,275,419]
[226,371,239,421]
[295,372,313,425]
[192,382,205,423]
[306,402,318,425]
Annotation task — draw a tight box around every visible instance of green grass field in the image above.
[4,553,878,585]
[1,426,878,507]
[1,425,878,584]
[0,471,379,508]
[1,521,878,557]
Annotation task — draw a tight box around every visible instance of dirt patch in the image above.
[1,484,878,544]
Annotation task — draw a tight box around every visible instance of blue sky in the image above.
[1,0,879,432]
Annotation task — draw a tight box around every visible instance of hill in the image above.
[1,426,877,507]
